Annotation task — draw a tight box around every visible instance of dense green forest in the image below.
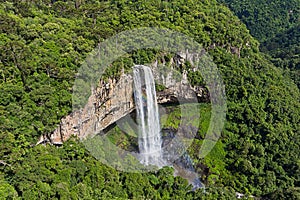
[218,0,300,42]
[219,0,300,88]
[0,0,299,199]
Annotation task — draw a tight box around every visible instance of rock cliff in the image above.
[37,61,209,145]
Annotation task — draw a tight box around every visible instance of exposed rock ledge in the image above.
[37,65,209,145]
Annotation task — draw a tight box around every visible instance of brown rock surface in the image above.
[37,62,209,145]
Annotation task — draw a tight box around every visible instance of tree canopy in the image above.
[0,0,299,199]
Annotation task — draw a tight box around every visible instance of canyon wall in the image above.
[37,59,209,145]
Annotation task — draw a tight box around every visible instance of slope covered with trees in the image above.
[261,24,300,88]
[0,0,299,199]
[218,0,300,88]
[218,0,300,42]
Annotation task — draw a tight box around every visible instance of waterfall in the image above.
[132,65,203,190]
[133,65,163,166]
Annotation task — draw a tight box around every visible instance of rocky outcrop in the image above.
[157,85,208,104]
[37,73,135,145]
[37,62,209,145]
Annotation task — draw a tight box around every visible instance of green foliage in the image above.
[218,0,300,88]
[218,0,300,42]
[263,187,300,200]
[262,24,300,88]
[0,173,18,200]
[0,0,299,199]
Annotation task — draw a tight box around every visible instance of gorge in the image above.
[2,1,300,198]
[37,62,207,189]
[37,56,209,145]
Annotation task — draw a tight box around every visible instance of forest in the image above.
[219,0,300,88]
[0,0,299,199]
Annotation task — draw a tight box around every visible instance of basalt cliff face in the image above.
[37,59,209,145]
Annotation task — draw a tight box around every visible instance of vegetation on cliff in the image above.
[0,0,299,199]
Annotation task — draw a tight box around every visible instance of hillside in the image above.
[218,0,300,42]
[0,0,299,199]
[262,24,300,88]
[218,0,300,88]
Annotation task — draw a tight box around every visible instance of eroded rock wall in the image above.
[37,73,135,144]
[37,59,209,145]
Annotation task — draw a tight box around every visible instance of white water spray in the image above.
[133,65,163,166]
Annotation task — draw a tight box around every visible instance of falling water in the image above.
[133,65,163,166]
[133,65,203,190]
